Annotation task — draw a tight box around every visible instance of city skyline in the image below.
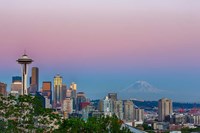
[0,0,200,102]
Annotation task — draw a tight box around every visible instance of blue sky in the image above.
[0,0,200,102]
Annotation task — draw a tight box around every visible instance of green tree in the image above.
[141,123,153,131]
[181,127,200,133]
[0,94,60,133]
[55,115,131,133]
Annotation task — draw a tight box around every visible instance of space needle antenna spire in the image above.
[17,52,33,95]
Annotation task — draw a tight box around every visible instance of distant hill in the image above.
[133,100,200,110]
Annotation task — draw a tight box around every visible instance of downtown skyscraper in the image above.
[29,67,39,94]
[0,82,7,96]
[124,100,134,121]
[158,98,173,122]
[41,81,52,104]
[53,74,63,108]
[70,82,77,110]
[11,76,22,95]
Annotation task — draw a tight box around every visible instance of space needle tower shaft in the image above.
[17,53,33,95]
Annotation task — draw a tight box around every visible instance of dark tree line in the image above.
[0,94,131,133]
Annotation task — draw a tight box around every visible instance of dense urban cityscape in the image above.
[0,54,200,132]
[1,1,200,132]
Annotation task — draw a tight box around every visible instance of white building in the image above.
[11,81,22,95]
[114,100,124,120]
[99,96,113,116]
[124,100,134,122]
[45,96,52,109]
[62,98,73,114]
[134,108,144,122]
[188,115,200,125]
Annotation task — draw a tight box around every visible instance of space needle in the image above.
[17,53,33,95]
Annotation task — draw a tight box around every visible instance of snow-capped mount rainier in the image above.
[119,81,166,101]
[122,80,164,93]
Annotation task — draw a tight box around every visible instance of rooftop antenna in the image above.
[24,49,27,55]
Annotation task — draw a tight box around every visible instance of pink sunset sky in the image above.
[0,0,200,101]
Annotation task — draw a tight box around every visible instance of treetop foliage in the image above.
[0,94,131,133]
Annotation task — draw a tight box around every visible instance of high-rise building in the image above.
[70,82,77,99]
[0,82,7,96]
[108,93,117,101]
[66,89,72,98]
[70,82,77,91]
[134,108,144,122]
[62,84,67,102]
[53,74,63,108]
[41,81,52,104]
[158,98,173,122]
[98,96,113,116]
[29,67,39,94]
[82,104,94,120]
[124,100,134,121]
[12,76,22,83]
[70,82,77,110]
[44,96,52,109]
[11,81,22,95]
[62,97,73,115]
[76,92,86,111]
[114,100,124,120]
[31,67,39,86]
[42,81,52,91]
[80,102,90,111]
[17,54,33,95]
[108,93,117,113]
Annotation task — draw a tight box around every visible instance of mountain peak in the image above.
[123,80,164,93]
